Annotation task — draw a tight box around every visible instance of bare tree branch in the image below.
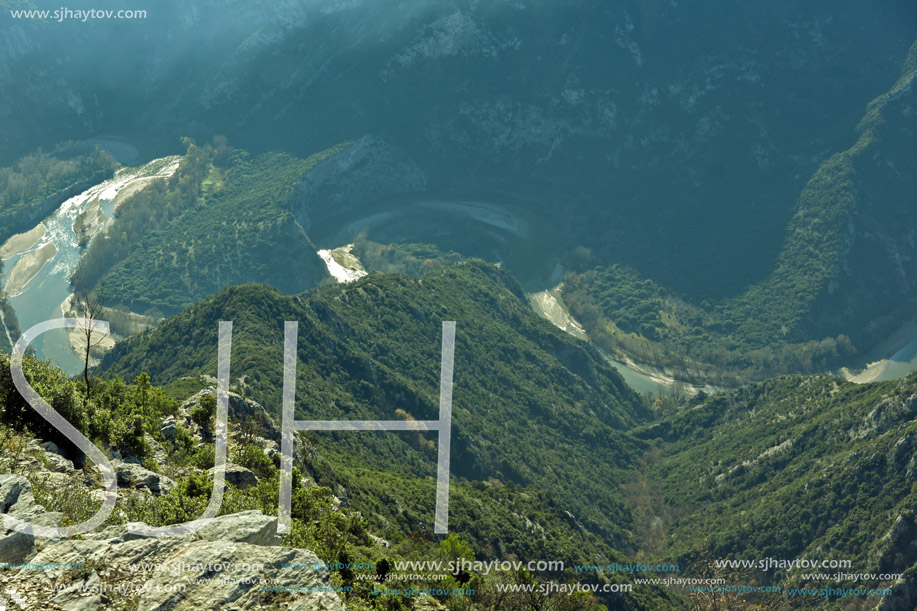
[73,276,105,409]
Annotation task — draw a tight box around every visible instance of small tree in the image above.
[133,372,152,427]
[72,279,106,409]
[191,393,217,430]
[235,413,260,448]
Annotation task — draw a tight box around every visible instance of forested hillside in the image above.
[70,139,338,316]
[0,147,117,245]
[99,261,651,551]
[562,38,917,386]
[90,260,917,608]
[634,372,917,606]
[0,347,680,609]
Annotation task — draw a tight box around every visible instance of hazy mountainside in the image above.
[804,42,917,346]
[563,39,917,385]
[724,38,917,353]
[70,139,333,316]
[1,0,914,297]
[636,372,917,606]
[286,134,428,235]
[98,262,651,552]
[2,0,916,385]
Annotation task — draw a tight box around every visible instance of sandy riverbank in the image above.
[318,244,367,283]
[4,242,57,296]
[527,285,588,340]
[111,176,158,212]
[839,319,917,384]
[526,280,714,396]
[0,224,46,260]
[74,198,105,245]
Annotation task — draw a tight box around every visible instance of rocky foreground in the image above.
[0,388,345,611]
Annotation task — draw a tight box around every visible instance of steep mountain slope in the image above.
[0,353,679,609]
[89,264,917,608]
[635,372,917,607]
[99,261,651,552]
[564,39,917,385]
[1,0,914,299]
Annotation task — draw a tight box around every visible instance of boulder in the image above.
[5,515,344,610]
[145,433,169,465]
[196,510,281,546]
[51,570,103,610]
[209,463,258,490]
[0,528,34,564]
[181,389,280,442]
[113,461,176,495]
[40,440,62,455]
[0,474,62,562]
[161,415,177,441]
[0,473,32,513]
[44,452,75,473]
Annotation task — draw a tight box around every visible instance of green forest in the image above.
[0,259,906,608]
[99,262,651,552]
[0,261,699,610]
[69,138,346,316]
[0,146,117,245]
[561,42,917,387]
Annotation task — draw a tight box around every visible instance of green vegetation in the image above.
[0,259,20,354]
[631,372,917,606]
[564,264,855,386]
[0,266,683,608]
[92,261,695,607]
[563,41,917,387]
[99,262,650,549]
[0,145,115,354]
[70,138,347,316]
[0,146,117,245]
[10,256,917,607]
[0,352,174,463]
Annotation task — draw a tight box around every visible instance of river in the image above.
[0,157,180,375]
[844,328,917,384]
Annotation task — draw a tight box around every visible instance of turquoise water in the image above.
[1,157,180,375]
[607,358,669,395]
[863,335,917,382]
[4,193,95,374]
